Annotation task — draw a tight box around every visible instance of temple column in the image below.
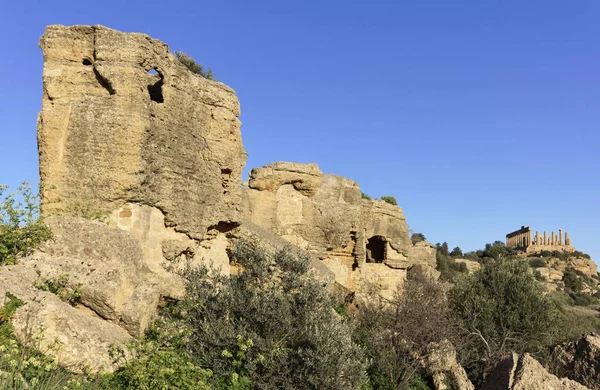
[543,231,547,245]
[559,229,563,245]
[551,232,556,245]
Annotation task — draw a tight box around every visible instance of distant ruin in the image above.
[506,226,574,253]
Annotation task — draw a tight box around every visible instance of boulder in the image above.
[32,216,184,336]
[549,333,600,389]
[407,264,441,282]
[454,258,482,273]
[425,340,474,390]
[0,217,184,372]
[481,353,589,390]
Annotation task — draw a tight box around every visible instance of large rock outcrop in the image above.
[4,24,439,372]
[549,334,600,389]
[0,217,183,372]
[242,162,436,295]
[0,24,248,373]
[38,25,246,242]
[481,353,589,390]
[424,340,474,390]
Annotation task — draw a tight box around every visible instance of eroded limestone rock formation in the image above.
[481,353,589,390]
[1,24,246,372]
[242,161,436,296]
[38,24,246,242]
[2,25,437,372]
[549,334,600,389]
[424,340,474,390]
[0,217,183,372]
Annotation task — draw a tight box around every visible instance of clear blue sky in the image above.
[1,1,598,260]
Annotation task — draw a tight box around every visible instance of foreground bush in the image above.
[0,293,80,389]
[355,278,459,389]
[0,183,52,265]
[450,258,563,380]
[162,242,368,389]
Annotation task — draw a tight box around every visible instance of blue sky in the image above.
[1,0,598,260]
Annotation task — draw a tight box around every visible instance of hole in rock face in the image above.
[82,59,92,66]
[147,67,164,103]
[208,221,240,234]
[148,80,164,103]
[366,236,386,263]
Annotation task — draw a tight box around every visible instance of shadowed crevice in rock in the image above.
[208,221,240,234]
[93,65,116,95]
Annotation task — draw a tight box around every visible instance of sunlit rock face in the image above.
[242,161,436,297]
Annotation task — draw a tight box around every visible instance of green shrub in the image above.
[408,373,434,390]
[356,277,460,389]
[563,268,583,292]
[0,293,82,389]
[450,258,563,379]
[102,348,212,390]
[380,196,397,206]
[0,183,52,265]
[559,305,600,340]
[411,233,426,245]
[450,246,464,258]
[436,251,468,282]
[175,51,215,80]
[361,192,372,200]
[165,242,368,389]
[570,292,598,307]
[529,258,547,268]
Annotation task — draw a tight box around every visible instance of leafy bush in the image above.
[450,246,463,258]
[570,292,598,307]
[411,233,426,245]
[102,347,212,390]
[163,242,368,389]
[0,292,82,389]
[0,183,52,265]
[530,250,591,261]
[361,192,372,200]
[380,196,397,206]
[529,258,547,268]
[175,51,215,80]
[563,267,584,292]
[435,249,468,282]
[355,277,460,389]
[450,258,564,380]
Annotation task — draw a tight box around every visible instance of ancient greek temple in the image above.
[506,226,572,251]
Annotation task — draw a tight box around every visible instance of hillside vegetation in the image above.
[1,184,597,389]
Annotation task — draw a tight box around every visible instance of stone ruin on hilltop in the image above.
[0,25,436,372]
[506,225,575,253]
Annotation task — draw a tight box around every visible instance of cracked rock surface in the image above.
[38,24,247,240]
